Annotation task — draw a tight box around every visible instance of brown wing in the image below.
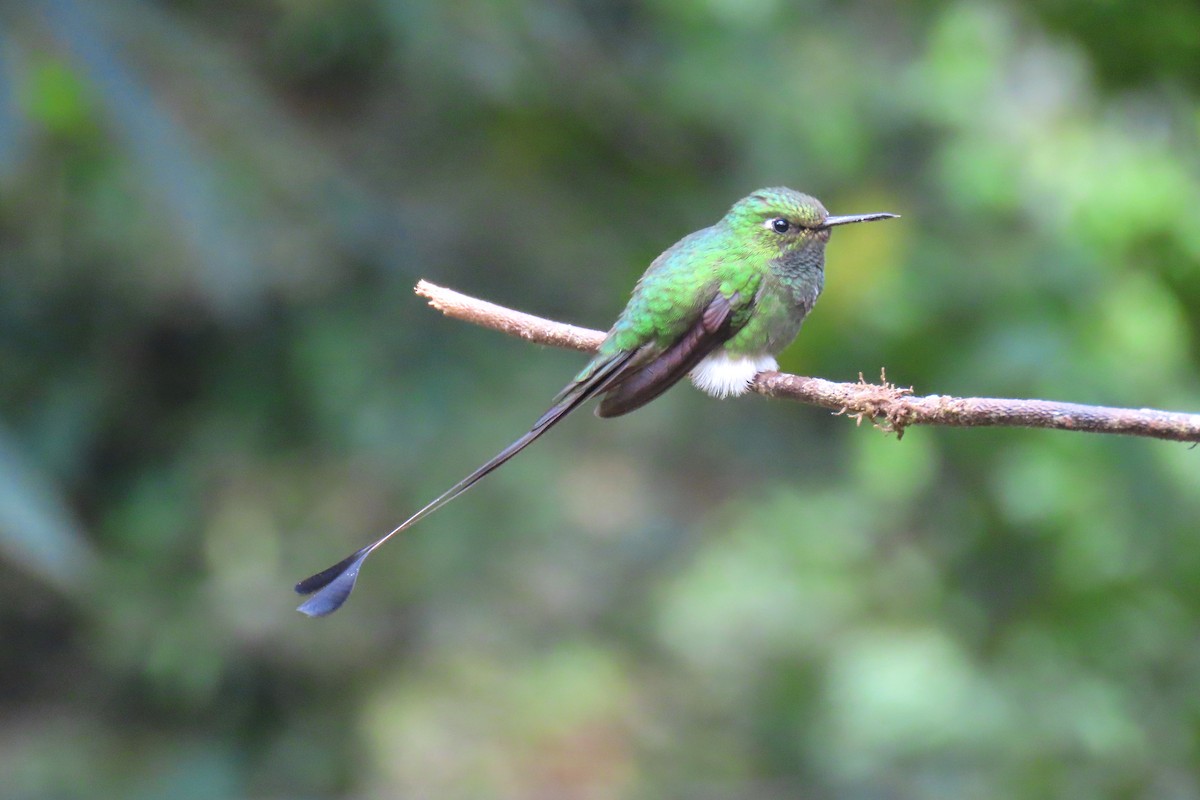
[595,292,743,418]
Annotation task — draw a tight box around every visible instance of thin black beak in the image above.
[820,212,900,229]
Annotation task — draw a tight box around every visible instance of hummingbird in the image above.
[296,187,897,616]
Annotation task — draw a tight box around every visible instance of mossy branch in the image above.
[415,280,1200,444]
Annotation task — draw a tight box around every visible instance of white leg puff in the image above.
[689,352,778,399]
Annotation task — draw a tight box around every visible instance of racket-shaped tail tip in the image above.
[291,357,631,618]
[295,546,372,617]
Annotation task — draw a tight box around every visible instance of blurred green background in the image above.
[2,0,1200,797]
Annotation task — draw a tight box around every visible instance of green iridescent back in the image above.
[589,187,833,368]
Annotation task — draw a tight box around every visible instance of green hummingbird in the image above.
[296,187,897,616]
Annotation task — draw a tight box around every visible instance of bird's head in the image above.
[725,187,897,258]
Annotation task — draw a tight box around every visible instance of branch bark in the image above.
[415,280,1200,444]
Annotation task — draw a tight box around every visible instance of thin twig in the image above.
[415,280,1200,444]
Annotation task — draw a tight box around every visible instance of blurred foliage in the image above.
[1,0,1199,798]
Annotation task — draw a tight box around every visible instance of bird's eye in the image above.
[771,218,790,233]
